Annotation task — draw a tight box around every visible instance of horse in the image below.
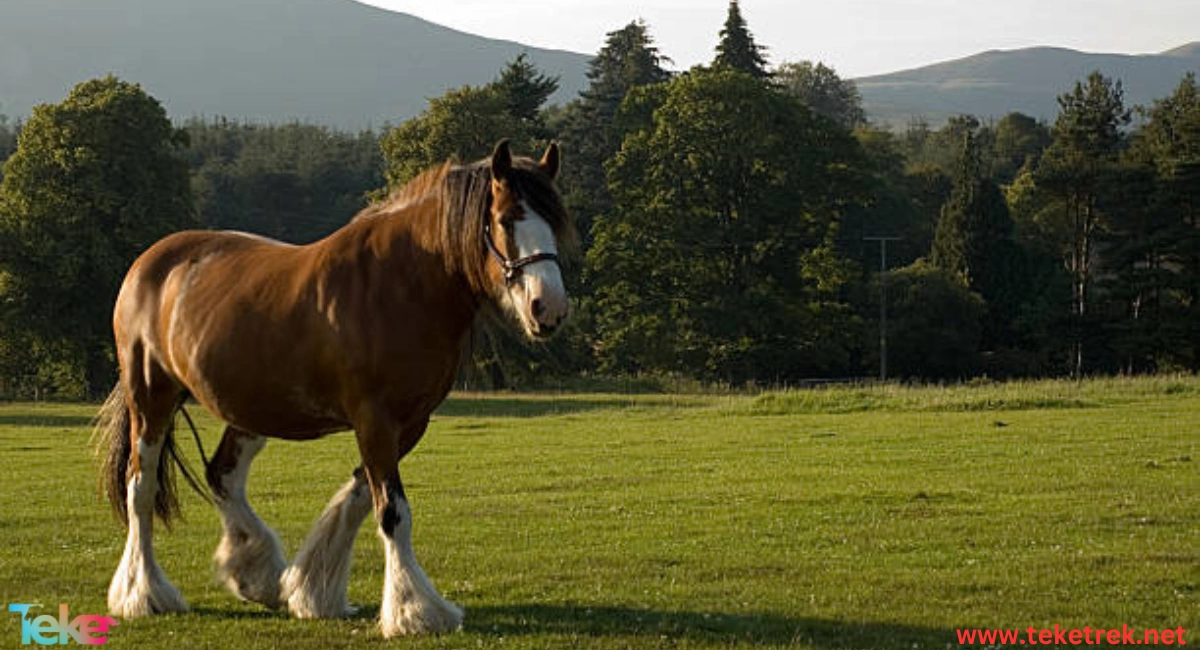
[92,140,575,637]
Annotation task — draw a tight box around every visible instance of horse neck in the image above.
[354,191,482,334]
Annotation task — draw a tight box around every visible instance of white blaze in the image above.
[513,201,567,332]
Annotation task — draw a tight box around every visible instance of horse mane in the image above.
[353,154,578,294]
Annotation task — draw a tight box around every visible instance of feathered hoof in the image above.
[214,527,286,608]
[379,595,463,638]
[107,570,189,618]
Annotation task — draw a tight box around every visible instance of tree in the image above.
[493,53,559,135]
[1108,73,1200,371]
[590,69,866,382]
[776,61,866,129]
[381,84,522,188]
[553,20,671,245]
[579,21,672,115]
[930,131,1019,304]
[0,76,193,396]
[0,115,17,187]
[902,114,989,177]
[0,114,15,164]
[931,130,1034,359]
[992,112,1051,185]
[713,0,769,79]
[1095,160,1177,372]
[184,119,382,243]
[1004,163,1076,376]
[873,261,987,380]
[838,128,943,283]
[1034,71,1130,376]
[380,56,559,189]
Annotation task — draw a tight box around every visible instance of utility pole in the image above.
[864,236,902,382]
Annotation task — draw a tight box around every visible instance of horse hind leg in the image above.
[208,426,286,608]
[281,466,373,618]
[106,373,189,617]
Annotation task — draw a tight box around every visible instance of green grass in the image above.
[0,376,1196,649]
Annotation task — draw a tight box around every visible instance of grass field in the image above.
[0,377,1196,649]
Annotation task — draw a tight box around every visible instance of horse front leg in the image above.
[280,466,372,618]
[358,416,462,637]
[208,427,286,608]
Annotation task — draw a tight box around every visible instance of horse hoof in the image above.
[214,530,286,608]
[379,598,464,638]
[107,583,189,618]
[280,566,350,620]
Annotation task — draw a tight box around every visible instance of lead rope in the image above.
[178,404,212,472]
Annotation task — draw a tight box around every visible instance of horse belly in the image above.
[161,248,348,438]
[186,345,349,439]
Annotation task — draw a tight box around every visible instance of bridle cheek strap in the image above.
[483,221,560,283]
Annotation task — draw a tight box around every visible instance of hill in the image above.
[857,43,1200,128]
[2,1,1195,133]
[0,0,591,129]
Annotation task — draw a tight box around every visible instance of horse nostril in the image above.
[532,298,545,319]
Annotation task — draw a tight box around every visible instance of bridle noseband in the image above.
[483,220,560,283]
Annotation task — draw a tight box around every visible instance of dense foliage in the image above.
[0,77,193,396]
[590,69,864,383]
[1,3,1197,396]
[776,61,866,129]
[0,116,15,179]
[184,119,382,244]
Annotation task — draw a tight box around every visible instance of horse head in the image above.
[483,140,573,340]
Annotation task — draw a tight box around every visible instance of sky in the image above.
[356,0,1199,78]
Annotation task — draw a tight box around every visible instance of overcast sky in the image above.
[356,0,1199,78]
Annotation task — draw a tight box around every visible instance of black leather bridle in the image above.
[483,220,560,283]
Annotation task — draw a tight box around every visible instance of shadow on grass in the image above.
[465,603,954,648]
[0,413,95,428]
[183,603,954,648]
[187,606,284,621]
[435,397,640,418]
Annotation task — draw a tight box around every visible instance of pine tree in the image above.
[713,0,769,79]
[1035,71,1131,376]
[555,21,671,245]
[581,21,672,118]
[493,53,559,128]
[930,130,1025,351]
[1108,72,1200,371]
[932,131,1014,281]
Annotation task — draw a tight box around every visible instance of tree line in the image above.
[1,0,1196,397]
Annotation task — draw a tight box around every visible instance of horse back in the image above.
[115,225,472,440]
[116,230,350,436]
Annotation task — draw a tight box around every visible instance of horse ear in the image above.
[491,139,512,180]
[539,142,560,180]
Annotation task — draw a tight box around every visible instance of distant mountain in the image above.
[0,0,591,129]
[3,1,1195,134]
[857,44,1200,129]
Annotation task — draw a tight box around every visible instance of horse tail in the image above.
[94,383,133,526]
[94,384,212,528]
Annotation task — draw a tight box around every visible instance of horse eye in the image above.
[499,215,515,231]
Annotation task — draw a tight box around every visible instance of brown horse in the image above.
[93,141,574,637]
